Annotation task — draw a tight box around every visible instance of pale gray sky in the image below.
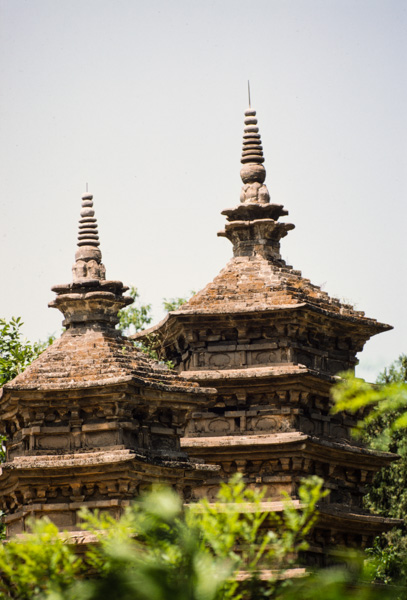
[1,0,406,381]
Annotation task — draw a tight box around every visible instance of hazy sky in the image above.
[1,0,406,381]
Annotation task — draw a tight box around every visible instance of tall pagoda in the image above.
[0,192,216,538]
[135,107,398,562]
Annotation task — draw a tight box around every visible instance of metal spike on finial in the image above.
[248,80,251,108]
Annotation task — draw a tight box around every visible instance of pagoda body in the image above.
[136,108,398,562]
[0,193,216,538]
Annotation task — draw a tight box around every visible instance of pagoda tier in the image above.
[134,107,398,559]
[182,433,397,564]
[0,193,216,537]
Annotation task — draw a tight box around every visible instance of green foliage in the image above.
[332,355,407,586]
[377,355,407,386]
[0,319,52,468]
[279,560,400,600]
[363,356,407,586]
[162,292,194,313]
[162,297,187,312]
[0,518,82,599]
[72,487,231,600]
[117,287,194,367]
[0,314,55,539]
[0,435,6,463]
[0,476,328,600]
[188,475,328,599]
[117,287,153,336]
[366,531,407,587]
[118,288,194,336]
[116,287,167,364]
[0,318,49,536]
[0,317,54,387]
[331,368,407,447]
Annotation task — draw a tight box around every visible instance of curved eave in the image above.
[317,505,402,533]
[0,449,218,474]
[178,364,337,386]
[133,302,392,345]
[181,432,398,469]
[1,373,216,399]
[188,499,401,532]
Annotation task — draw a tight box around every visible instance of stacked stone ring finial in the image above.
[77,194,100,248]
[240,109,270,204]
[73,193,106,281]
[241,109,264,165]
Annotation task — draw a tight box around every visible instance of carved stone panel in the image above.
[37,435,70,451]
[252,349,280,365]
[208,353,231,368]
[208,418,231,434]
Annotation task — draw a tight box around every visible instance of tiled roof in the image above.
[4,329,208,393]
[178,253,389,331]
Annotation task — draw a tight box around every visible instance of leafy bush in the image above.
[117,287,193,366]
[0,317,53,387]
[0,475,327,600]
[331,356,407,586]
[117,287,153,337]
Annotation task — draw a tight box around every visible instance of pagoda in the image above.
[0,192,216,538]
[135,107,399,562]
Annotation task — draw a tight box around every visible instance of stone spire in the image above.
[72,192,106,282]
[218,106,294,261]
[50,192,132,330]
[240,108,270,205]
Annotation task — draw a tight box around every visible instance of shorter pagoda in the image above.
[0,192,216,538]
